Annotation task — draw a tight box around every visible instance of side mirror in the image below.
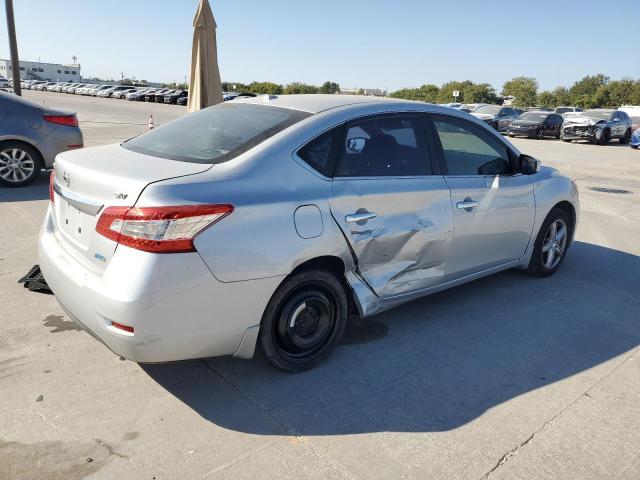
[347,137,367,153]
[520,154,540,175]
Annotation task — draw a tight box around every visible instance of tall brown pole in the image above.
[5,0,22,96]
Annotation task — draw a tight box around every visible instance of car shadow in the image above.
[141,241,639,435]
[0,171,50,202]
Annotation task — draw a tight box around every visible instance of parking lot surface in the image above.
[1,91,639,480]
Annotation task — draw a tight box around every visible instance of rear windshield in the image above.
[122,103,310,164]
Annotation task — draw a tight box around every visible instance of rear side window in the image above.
[431,115,512,176]
[335,115,429,177]
[297,127,342,177]
[123,103,310,164]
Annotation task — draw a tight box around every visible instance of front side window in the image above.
[432,116,512,176]
[123,103,310,164]
[335,116,428,177]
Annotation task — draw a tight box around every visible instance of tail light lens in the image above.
[95,205,233,253]
[43,115,79,127]
[49,171,55,203]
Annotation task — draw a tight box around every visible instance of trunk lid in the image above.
[51,144,212,274]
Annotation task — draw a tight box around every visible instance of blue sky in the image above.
[2,0,637,92]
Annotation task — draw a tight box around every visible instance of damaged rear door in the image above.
[330,113,453,298]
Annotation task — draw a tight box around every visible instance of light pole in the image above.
[4,0,21,96]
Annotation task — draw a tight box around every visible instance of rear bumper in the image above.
[38,205,280,362]
[39,126,84,168]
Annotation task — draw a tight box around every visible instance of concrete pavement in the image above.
[1,91,639,479]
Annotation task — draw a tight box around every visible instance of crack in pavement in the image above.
[480,346,640,479]
[201,361,356,480]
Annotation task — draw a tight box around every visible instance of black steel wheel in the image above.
[260,270,348,372]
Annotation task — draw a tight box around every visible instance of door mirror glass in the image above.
[520,154,540,175]
[346,137,367,154]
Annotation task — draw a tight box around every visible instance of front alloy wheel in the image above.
[541,219,568,270]
[527,207,571,277]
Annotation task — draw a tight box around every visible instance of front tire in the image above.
[0,141,43,187]
[527,208,571,277]
[595,128,610,146]
[260,270,348,372]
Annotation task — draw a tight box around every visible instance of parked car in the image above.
[36,82,57,91]
[562,109,632,145]
[618,106,640,132]
[461,103,487,112]
[145,88,171,102]
[40,95,579,372]
[554,106,583,115]
[155,89,175,103]
[525,107,552,112]
[164,90,188,104]
[97,86,137,98]
[0,91,83,187]
[176,95,188,106]
[0,77,9,88]
[74,84,95,95]
[631,129,640,149]
[471,105,520,131]
[28,81,46,90]
[507,112,563,139]
[63,83,83,93]
[113,87,138,99]
[89,85,113,96]
[127,88,155,101]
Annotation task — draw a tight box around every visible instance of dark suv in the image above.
[562,109,632,145]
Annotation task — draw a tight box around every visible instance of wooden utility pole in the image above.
[4,0,21,96]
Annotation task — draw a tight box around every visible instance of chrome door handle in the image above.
[456,200,479,210]
[345,212,377,223]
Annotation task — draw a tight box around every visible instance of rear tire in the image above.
[260,270,348,372]
[0,141,43,187]
[619,129,631,144]
[527,207,571,277]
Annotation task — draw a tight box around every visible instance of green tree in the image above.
[389,84,439,102]
[319,81,340,94]
[249,82,284,95]
[463,83,498,104]
[284,82,319,94]
[569,74,609,108]
[630,81,640,105]
[501,77,538,107]
[436,80,474,103]
[552,86,572,106]
[537,91,556,109]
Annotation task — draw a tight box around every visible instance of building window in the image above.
[71,71,76,75]
[64,70,69,74]
[57,69,61,73]
[38,68,44,72]
[19,67,24,71]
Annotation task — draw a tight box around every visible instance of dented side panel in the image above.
[330,176,453,298]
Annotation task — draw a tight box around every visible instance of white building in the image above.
[0,59,81,82]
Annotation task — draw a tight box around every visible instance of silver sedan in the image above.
[39,95,579,372]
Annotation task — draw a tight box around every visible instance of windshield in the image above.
[555,108,573,114]
[584,110,613,121]
[519,112,549,121]
[475,106,501,115]
[122,103,310,164]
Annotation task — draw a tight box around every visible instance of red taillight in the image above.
[95,205,234,253]
[43,115,79,127]
[111,321,134,334]
[49,171,55,203]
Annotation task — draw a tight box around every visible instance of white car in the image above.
[97,85,138,98]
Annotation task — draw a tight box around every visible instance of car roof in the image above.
[232,94,413,114]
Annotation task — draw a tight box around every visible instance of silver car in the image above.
[0,91,83,187]
[39,95,579,372]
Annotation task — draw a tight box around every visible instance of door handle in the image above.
[457,200,479,210]
[345,212,377,223]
